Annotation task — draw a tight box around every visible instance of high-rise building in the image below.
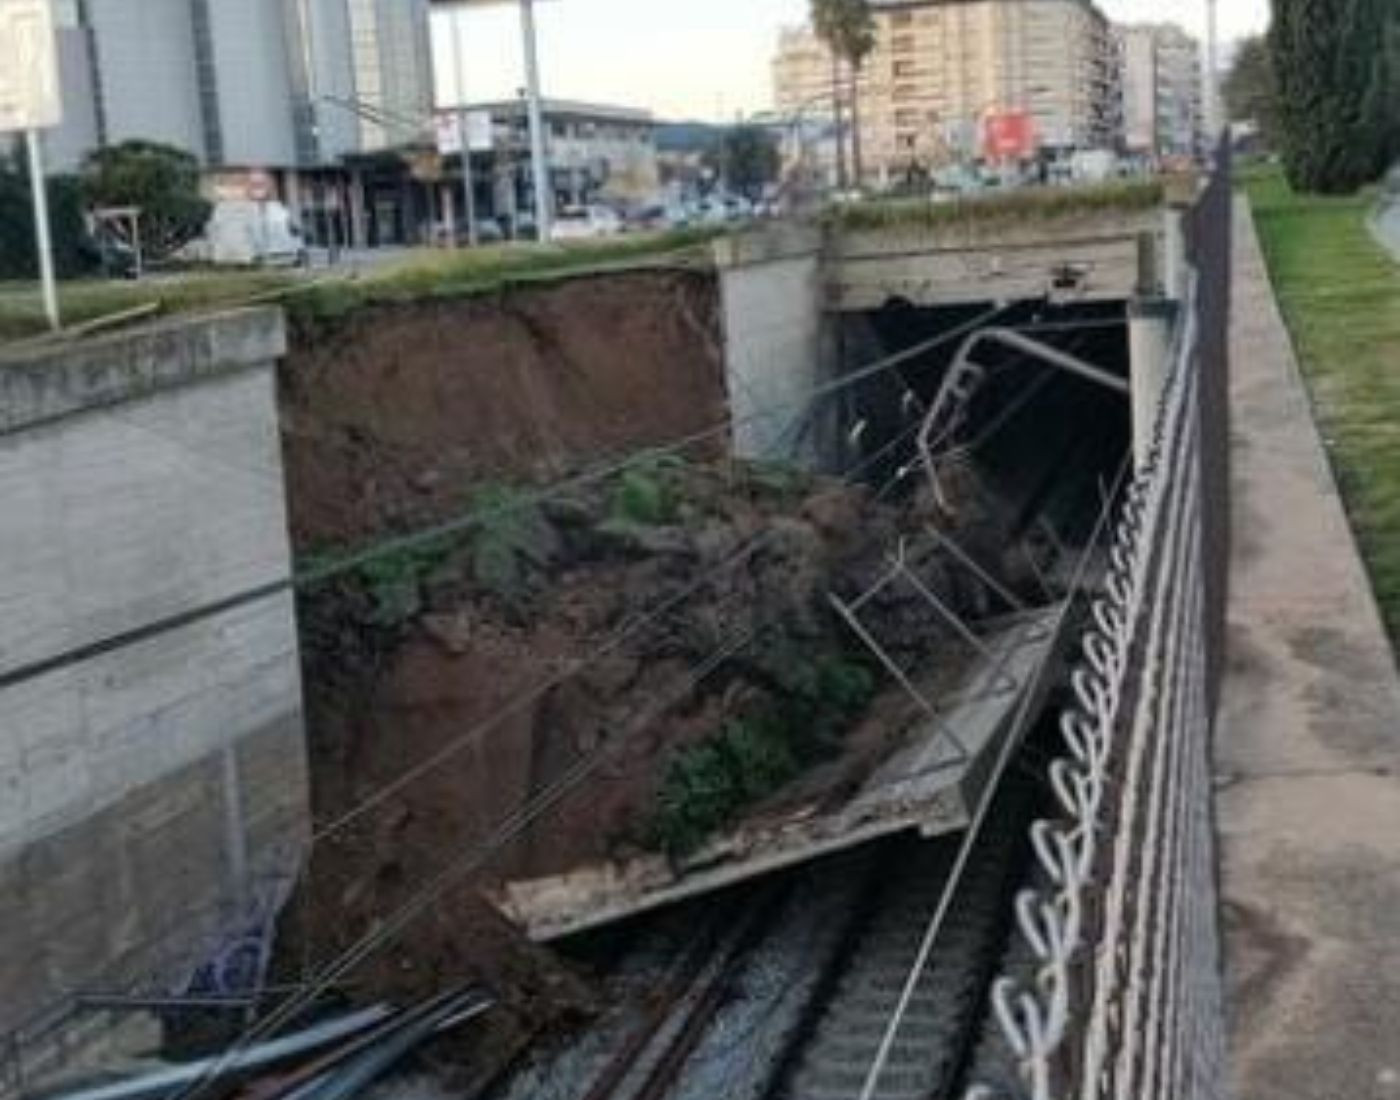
[25,0,437,246]
[1114,22,1203,159]
[34,1,432,170]
[772,0,1119,185]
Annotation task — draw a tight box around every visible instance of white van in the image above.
[204,200,307,266]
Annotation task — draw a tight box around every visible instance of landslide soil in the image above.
[273,271,1037,1077]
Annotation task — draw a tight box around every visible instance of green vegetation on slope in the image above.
[1245,168,1400,639]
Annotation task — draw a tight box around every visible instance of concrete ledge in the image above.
[713,223,824,269]
[0,308,287,434]
[828,208,1162,259]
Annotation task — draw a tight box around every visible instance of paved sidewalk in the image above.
[1218,198,1400,1098]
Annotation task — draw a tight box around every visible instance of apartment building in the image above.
[773,0,1119,185]
[1114,23,1202,159]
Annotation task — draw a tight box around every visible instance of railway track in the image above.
[488,747,1045,1100]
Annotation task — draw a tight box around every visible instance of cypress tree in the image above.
[1271,0,1391,193]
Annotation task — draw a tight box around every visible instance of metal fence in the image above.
[970,147,1233,1100]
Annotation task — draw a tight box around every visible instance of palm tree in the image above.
[811,0,876,189]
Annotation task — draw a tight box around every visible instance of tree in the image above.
[1365,8,1400,165]
[811,0,876,189]
[1270,0,1393,193]
[0,148,94,280]
[704,125,781,200]
[81,140,210,259]
[1223,36,1280,149]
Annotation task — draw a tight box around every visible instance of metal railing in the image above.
[969,145,1233,1100]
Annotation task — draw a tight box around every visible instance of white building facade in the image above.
[1113,22,1203,159]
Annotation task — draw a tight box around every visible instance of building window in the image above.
[893,59,916,78]
[895,108,920,128]
[892,84,917,101]
[891,10,913,27]
[892,34,915,53]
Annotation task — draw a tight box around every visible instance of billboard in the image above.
[983,110,1037,162]
[0,0,61,132]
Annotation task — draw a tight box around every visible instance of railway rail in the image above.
[489,737,1053,1100]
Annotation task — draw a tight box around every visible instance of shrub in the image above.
[609,455,686,526]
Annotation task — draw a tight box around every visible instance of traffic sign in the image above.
[0,0,61,133]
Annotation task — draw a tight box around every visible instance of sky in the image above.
[429,0,1272,123]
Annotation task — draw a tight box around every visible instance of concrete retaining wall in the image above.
[0,310,307,1040]
[714,225,835,466]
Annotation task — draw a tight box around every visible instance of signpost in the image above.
[0,0,62,330]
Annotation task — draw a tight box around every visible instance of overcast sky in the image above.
[430,0,1271,122]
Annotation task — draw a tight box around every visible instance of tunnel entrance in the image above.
[832,296,1132,562]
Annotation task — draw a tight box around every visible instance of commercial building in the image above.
[772,0,1119,185]
[464,98,659,221]
[29,0,436,245]
[1115,23,1203,159]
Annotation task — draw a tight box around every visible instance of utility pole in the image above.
[451,5,478,246]
[1204,0,1221,142]
[519,0,552,242]
[25,129,58,330]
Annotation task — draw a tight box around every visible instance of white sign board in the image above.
[0,0,61,133]
[434,110,494,156]
[434,113,461,156]
[464,110,493,152]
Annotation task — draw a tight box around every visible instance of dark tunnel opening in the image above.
[832,296,1132,554]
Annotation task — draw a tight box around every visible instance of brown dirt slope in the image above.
[281,269,726,551]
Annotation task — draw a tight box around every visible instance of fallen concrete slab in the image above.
[492,604,1068,941]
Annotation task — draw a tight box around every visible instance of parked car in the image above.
[550,204,624,241]
[627,202,690,231]
[430,219,506,247]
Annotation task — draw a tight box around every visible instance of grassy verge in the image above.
[1244,167,1400,639]
[828,178,1164,233]
[0,227,719,345]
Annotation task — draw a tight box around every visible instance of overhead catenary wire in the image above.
[309,403,932,844]
[165,396,937,1100]
[294,302,1018,588]
[0,302,1013,698]
[854,445,1134,1100]
[302,309,1119,849]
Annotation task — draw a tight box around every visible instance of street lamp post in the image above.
[518,0,552,242]
[24,129,58,329]
[1205,0,1221,140]
[449,6,479,246]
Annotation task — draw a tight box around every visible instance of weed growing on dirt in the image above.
[340,484,557,622]
[354,534,457,626]
[738,459,815,502]
[467,484,559,601]
[609,455,686,525]
[648,643,877,858]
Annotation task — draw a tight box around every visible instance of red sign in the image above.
[982,111,1037,161]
